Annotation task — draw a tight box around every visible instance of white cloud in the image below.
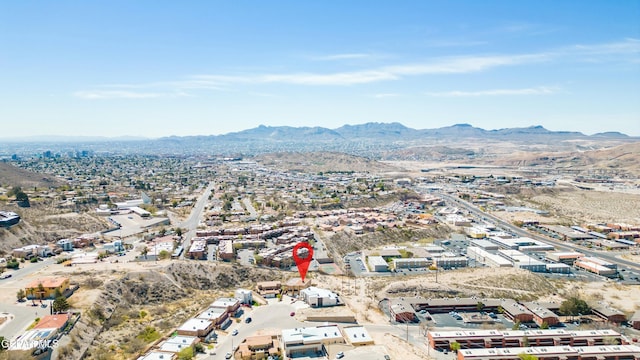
[73,39,638,99]
[425,86,558,97]
[311,53,372,61]
[74,90,183,99]
[371,93,401,98]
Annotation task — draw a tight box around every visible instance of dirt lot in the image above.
[526,188,640,223]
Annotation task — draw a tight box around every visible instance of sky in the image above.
[1,0,639,138]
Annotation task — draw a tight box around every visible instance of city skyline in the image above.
[1,1,639,137]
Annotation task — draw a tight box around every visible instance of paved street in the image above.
[204,301,305,360]
[180,183,214,259]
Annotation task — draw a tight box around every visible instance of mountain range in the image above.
[160,123,633,143]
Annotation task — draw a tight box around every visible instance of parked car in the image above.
[290,311,295,317]
[336,352,345,359]
[232,329,238,336]
[225,353,232,359]
[245,317,252,323]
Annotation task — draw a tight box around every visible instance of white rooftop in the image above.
[342,326,373,344]
[178,318,213,332]
[282,325,344,345]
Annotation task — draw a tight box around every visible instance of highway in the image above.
[437,192,640,272]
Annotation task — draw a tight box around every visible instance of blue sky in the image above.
[1,1,639,138]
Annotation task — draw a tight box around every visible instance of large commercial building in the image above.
[497,249,546,272]
[575,258,618,277]
[392,257,431,269]
[467,246,512,268]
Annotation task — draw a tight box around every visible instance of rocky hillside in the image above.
[54,262,281,360]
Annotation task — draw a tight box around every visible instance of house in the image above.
[210,297,240,316]
[25,277,70,300]
[176,318,214,338]
[235,335,282,360]
[56,239,74,251]
[235,288,253,305]
[196,307,229,329]
[137,352,176,360]
[157,335,199,354]
[256,281,281,298]
[34,314,70,331]
[300,287,340,308]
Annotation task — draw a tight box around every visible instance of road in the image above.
[437,192,640,271]
[0,258,57,339]
[205,301,304,360]
[180,183,214,259]
[241,198,258,218]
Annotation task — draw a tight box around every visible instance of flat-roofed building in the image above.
[457,345,640,360]
[467,247,512,268]
[389,299,417,323]
[281,325,345,358]
[546,252,585,265]
[218,239,234,261]
[428,329,623,352]
[138,352,177,360]
[368,255,389,272]
[433,256,468,270]
[176,318,214,338]
[470,239,499,251]
[498,249,546,272]
[546,263,571,273]
[342,326,374,346]
[196,308,228,328]
[581,257,617,270]
[575,259,617,277]
[392,257,431,269]
[300,287,340,308]
[210,297,240,315]
[158,335,199,353]
[187,239,207,260]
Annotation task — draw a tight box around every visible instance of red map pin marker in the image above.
[293,242,314,282]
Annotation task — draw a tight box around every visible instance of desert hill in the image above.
[0,161,61,189]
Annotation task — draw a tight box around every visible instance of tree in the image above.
[177,347,194,360]
[158,250,170,260]
[140,247,148,259]
[450,341,461,353]
[559,297,591,316]
[476,301,485,312]
[175,227,183,237]
[603,336,619,345]
[512,320,522,330]
[540,322,549,329]
[518,354,538,360]
[37,283,46,301]
[16,289,26,302]
[53,296,69,313]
